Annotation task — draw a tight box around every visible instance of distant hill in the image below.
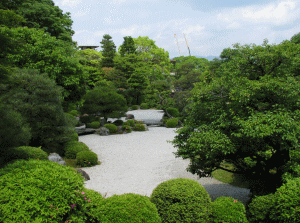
[170,55,220,61]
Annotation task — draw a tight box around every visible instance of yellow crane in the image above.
[183,33,191,56]
[174,34,182,56]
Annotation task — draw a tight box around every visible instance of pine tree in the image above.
[119,36,136,57]
[100,34,116,68]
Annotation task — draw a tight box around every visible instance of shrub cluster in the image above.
[76,150,98,167]
[64,141,90,159]
[140,103,149,109]
[68,110,79,117]
[131,105,139,110]
[166,107,179,117]
[89,121,101,129]
[166,118,178,128]
[124,119,135,127]
[122,125,132,133]
[134,123,146,131]
[104,123,118,133]
[113,119,124,126]
[2,146,48,164]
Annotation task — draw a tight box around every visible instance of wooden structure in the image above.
[78,46,99,51]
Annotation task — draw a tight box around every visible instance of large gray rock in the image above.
[125,114,135,120]
[95,127,110,136]
[117,126,123,134]
[48,153,66,166]
[75,168,90,181]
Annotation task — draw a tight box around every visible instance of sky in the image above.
[52,0,300,59]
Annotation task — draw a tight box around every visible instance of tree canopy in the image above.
[100,34,116,68]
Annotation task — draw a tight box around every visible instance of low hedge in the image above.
[64,141,90,159]
[76,150,98,167]
[131,105,139,110]
[2,146,48,164]
[166,118,178,128]
[134,124,146,131]
[103,124,118,133]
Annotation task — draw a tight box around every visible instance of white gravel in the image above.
[79,126,251,206]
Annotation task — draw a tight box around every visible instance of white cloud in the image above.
[226,22,241,29]
[61,0,82,7]
[73,11,87,17]
[182,25,205,34]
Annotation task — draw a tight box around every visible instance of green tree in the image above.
[171,40,300,196]
[119,36,137,56]
[0,68,77,154]
[0,0,75,44]
[80,84,127,123]
[291,32,300,44]
[127,70,149,105]
[100,34,116,68]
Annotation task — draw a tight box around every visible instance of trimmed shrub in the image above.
[68,132,79,141]
[150,178,211,223]
[92,193,161,222]
[81,188,105,222]
[2,146,48,164]
[134,124,146,131]
[89,121,101,129]
[126,119,136,127]
[64,141,90,159]
[122,125,132,133]
[247,193,275,222]
[131,105,139,110]
[166,107,179,117]
[0,159,88,223]
[68,110,79,117]
[76,150,98,167]
[80,114,97,124]
[140,103,149,109]
[209,197,248,223]
[104,124,118,133]
[166,118,178,128]
[113,119,124,126]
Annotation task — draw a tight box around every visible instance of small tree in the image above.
[100,34,116,68]
[127,70,149,105]
[80,85,127,123]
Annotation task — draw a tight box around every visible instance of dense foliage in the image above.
[76,150,98,167]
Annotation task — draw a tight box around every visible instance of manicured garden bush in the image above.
[104,124,118,133]
[1,146,48,164]
[247,193,275,222]
[0,159,88,223]
[131,105,139,110]
[91,193,162,222]
[166,107,179,117]
[76,150,98,167]
[166,118,178,128]
[209,197,248,223]
[113,119,124,126]
[140,103,149,109]
[64,141,90,159]
[122,125,132,133]
[67,132,79,141]
[80,114,97,124]
[68,110,79,117]
[81,188,105,222]
[89,121,101,129]
[134,124,146,131]
[125,119,135,127]
[150,178,211,223]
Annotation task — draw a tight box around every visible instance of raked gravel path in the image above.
[79,126,251,206]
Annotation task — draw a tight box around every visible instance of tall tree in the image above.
[172,40,300,197]
[119,36,136,56]
[127,70,149,105]
[100,34,116,68]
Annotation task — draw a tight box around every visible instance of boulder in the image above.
[125,114,135,120]
[100,118,106,126]
[95,127,110,136]
[76,128,96,136]
[117,126,123,134]
[75,168,90,181]
[75,124,86,130]
[48,153,66,166]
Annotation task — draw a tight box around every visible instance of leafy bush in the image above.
[134,124,146,131]
[76,150,98,167]
[80,114,98,124]
[91,193,161,222]
[67,132,79,141]
[2,146,48,164]
[113,119,124,126]
[247,193,275,222]
[150,178,211,223]
[166,118,178,128]
[0,159,88,223]
[140,103,149,109]
[125,119,136,127]
[68,110,79,117]
[136,120,144,124]
[104,124,118,133]
[122,125,132,133]
[89,121,101,129]
[81,188,104,222]
[64,141,90,159]
[166,107,179,117]
[209,197,248,223]
[131,105,139,110]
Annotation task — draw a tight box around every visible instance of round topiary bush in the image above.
[68,132,79,141]
[131,105,139,110]
[0,159,88,223]
[122,125,132,133]
[89,121,101,129]
[81,188,105,222]
[76,150,98,167]
[125,119,136,127]
[166,107,179,117]
[68,110,79,117]
[2,146,48,164]
[64,141,90,159]
[103,124,118,133]
[113,119,124,126]
[140,103,149,109]
[150,178,211,223]
[166,118,178,128]
[91,193,162,222]
[209,197,248,223]
[247,193,275,222]
[134,124,146,131]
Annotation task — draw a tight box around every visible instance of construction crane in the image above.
[174,34,182,56]
[183,33,191,56]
